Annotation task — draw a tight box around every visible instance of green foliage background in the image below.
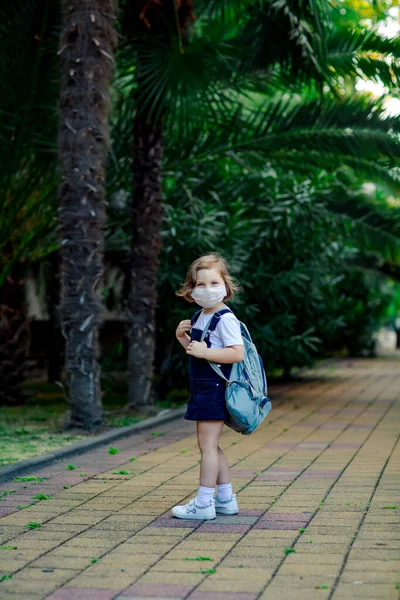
[1,0,400,401]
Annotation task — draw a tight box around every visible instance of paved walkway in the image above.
[0,356,399,600]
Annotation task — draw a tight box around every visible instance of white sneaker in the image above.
[214,493,239,515]
[171,498,216,520]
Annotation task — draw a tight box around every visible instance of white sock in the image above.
[195,485,215,507]
[217,483,232,501]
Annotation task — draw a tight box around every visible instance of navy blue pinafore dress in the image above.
[184,308,233,422]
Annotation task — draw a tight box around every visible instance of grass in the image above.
[0,377,182,467]
[26,522,41,529]
[198,568,216,574]
[0,385,85,468]
[0,489,17,497]
[32,493,52,501]
[184,556,213,561]
[14,476,44,483]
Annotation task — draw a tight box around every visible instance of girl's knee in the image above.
[197,434,219,453]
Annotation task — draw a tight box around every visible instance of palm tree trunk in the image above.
[125,0,194,409]
[127,109,163,408]
[57,0,117,430]
[45,252,64,383]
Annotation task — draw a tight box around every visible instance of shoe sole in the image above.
[171,510,216,520]
[215,508,239,515]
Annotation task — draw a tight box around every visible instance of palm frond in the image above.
[327,27,400,88]
[164,94,400,183]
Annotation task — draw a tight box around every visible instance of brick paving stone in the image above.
[0,356,399,599]
[187,593,258,600]
[0,594,44,600]
[332,583,399,598]
[47,589,118,600]
[0,558,29,572]
[121,583,196,597]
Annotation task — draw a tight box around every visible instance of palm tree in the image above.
[57,0,118,430]
[121,0,195,409]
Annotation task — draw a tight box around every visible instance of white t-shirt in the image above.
[193,309,244,349]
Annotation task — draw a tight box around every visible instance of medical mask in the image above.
[191,285,227,308]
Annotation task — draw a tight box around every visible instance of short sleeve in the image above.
[217,313,244,347]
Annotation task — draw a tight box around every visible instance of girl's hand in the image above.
[176,319,192,339]
[186,341,208,359]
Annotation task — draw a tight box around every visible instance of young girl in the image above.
[172,253,244,520]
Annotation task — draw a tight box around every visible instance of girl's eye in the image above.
[212,281,220,285]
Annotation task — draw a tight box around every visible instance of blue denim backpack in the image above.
[200,313,272,435]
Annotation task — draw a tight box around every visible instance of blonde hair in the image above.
[176,253,239,303]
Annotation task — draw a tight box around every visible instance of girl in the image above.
[172,253,244,520]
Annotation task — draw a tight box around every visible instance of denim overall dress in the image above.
[184,308,233,421]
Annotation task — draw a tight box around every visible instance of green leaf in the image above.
[14,476,44,482]
[26,522,41,529]
[198,568,217,574]
[108,446,121,454]
[32,493,52,501]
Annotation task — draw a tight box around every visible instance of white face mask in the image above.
[191,285,227,308]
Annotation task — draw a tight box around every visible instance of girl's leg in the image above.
[216,446,233,501]
[217,446,230,485]
[196,420,224,487]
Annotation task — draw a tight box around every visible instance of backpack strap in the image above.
[208,361,230,382]
[191,309,203,326]
[200,308,234,384]
[207,308,232,332]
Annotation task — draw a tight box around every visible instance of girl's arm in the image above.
[205,345,244,363]
[177,333,191,350]
[176,319,192,350]
[187,343,244,363]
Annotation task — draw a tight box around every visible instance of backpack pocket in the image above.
[225,380,271,434]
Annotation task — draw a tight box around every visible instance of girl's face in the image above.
[194,268,225,289]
